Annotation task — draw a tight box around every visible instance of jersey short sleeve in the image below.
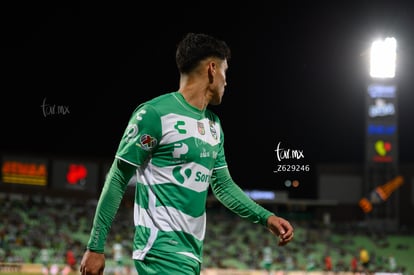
[115,104,161,166]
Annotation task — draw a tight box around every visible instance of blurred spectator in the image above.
[306,253,316,271]
[260,241,273,275]
[40,245,50,275]
[350,255,358,273]
[324,254,332,272]
[61,247,76,275]
[359,247,370,272]
[112,235,127,275]
[389,255,397,272]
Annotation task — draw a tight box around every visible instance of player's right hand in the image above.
[80,250,106,275]
[266,215,294,246]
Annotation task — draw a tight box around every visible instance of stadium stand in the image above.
[1,191,413,274]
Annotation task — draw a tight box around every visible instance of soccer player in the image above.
[80,32,294,275]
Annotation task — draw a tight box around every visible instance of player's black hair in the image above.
[176,32,231,74]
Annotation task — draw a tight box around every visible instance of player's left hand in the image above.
[266,215,294,246]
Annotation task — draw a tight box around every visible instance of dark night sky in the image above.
[1,2,414,197]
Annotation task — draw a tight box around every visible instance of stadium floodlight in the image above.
[369,37,397,78]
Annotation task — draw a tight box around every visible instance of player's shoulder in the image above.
[145,91,177,106]
[131,92,176,115]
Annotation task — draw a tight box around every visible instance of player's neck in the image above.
[179,79,210,111]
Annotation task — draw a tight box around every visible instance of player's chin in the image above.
[209,99,222,106]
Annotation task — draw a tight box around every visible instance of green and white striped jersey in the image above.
[115,91,227,263]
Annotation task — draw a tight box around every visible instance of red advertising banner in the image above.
[51,159,98,194]
[1,156,48,186]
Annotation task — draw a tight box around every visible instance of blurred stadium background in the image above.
[1,154,413,275]
[2,2,414,275]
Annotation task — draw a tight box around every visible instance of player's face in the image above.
[210,59,228,106]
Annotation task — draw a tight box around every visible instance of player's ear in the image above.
[207,61,216,83]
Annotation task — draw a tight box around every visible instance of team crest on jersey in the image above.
[138,134,157,151]
[209,121,217,140]
[197,121,205,135]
